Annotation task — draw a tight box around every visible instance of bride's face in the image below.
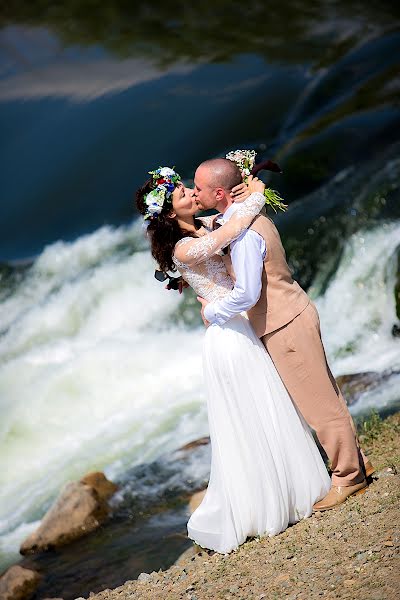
[171,183,198,218]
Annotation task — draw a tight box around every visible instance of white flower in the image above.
[145,189,164,207]
[147,202,163,216]
[159,167,176,178]
[226,149,256,171]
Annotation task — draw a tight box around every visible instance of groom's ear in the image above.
[215,187,225,201]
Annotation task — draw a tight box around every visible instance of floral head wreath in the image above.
[143,166,182,221]
[226,149,287,213]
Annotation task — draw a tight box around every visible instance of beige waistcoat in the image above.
[246,214,310,337]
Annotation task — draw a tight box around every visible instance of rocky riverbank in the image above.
[80,413,400,600]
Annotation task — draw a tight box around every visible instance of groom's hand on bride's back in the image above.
[197,296,211,327]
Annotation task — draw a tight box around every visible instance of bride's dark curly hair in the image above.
[135,178,197,273]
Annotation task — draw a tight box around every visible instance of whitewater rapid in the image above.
[0,218,399,570]
[0,221,207,568]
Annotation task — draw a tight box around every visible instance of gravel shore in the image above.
[82,413,400,600]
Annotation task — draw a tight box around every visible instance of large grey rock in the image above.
[20,481,110,554]
[0,565,41,600]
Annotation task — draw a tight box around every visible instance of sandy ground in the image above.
[82,413,400,600]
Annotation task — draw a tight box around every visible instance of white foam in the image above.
[0,220,207,544]
[0,520,41,572]
[315,222,400,381]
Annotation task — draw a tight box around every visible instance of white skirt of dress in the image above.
[187,314,331,554]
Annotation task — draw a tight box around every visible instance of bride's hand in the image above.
[247,174,265,195]
[230,181,251,203]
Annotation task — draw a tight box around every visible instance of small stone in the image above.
[179,572,188,580]
[0,565,41,600]
[275,573,290,583]
[229,585,239,593]
[384,541,394,547]
[138,572,151,581]
[344,579,355,586]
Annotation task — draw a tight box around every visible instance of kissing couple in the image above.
[135,152,374,555]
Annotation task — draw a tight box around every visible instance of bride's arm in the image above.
[173,191,265,268]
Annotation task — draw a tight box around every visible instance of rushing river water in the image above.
[0,2,399,598]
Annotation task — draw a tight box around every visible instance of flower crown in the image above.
[226,149,287,213]
[143,167,182,220]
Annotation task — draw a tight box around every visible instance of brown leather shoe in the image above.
[364,460,376,478]
[312,480,367,512]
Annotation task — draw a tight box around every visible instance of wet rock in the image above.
[336,371,381,405]
[336,368,400,405]
[0,565,41,600]
[178,437,210,452]
[189,489,207,514]
[392,323,400,337]
[79,471,118,501]
[394,246,400,319]
[20,481,110,554]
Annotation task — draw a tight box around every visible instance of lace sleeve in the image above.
[173,192,265,268]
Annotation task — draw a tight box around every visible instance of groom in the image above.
[193,157,373,511]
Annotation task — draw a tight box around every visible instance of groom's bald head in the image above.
[194,158,242,211]
[196,158,242,189]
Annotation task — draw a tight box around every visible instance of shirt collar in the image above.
[216,203,239,224]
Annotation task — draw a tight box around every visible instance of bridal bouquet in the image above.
[226,149,288,213]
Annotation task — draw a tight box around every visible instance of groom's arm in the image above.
[203,230,266,325]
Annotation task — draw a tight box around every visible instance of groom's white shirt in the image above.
[203,203,266,325]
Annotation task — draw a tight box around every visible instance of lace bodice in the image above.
[172,192,265,302]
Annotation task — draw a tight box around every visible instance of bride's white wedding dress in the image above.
[173,192,331,554]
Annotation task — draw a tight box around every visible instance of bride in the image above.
[135,165,330,554]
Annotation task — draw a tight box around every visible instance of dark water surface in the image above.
[1,2,400,599]
[1,2,399,262]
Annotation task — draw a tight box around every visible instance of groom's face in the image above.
[193,166,218,211]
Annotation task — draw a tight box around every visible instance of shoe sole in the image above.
[365,465,376,478]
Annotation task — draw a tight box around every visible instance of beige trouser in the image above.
[262,301,368,487]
